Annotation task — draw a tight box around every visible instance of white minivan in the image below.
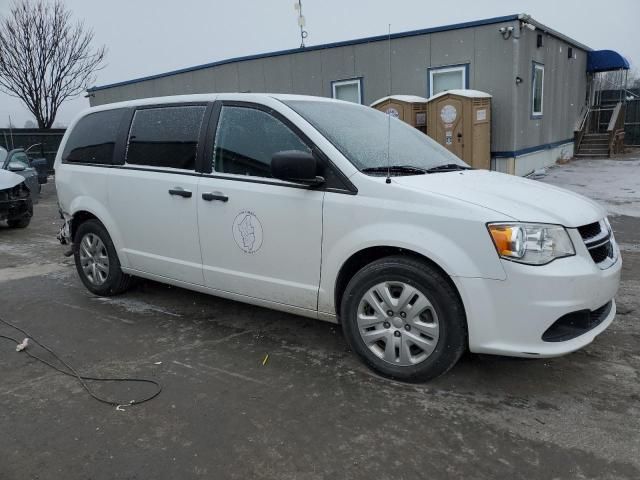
[55,94,621,381]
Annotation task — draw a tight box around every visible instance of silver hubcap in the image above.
[357,281,440,366]
[79,233,110,285]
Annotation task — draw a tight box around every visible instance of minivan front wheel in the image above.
[74,219,132,296]
[340,256,467,382]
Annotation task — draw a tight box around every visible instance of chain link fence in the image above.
[599,89,640,147]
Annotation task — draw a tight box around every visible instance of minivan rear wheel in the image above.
[74,219,132,296]
[340,255,467,382]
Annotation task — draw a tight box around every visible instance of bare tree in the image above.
[0,0,106,128]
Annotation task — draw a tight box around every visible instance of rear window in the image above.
[125,106,206,170]
[62,109,126,164]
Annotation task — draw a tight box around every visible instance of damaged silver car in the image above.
[0,169,33,228]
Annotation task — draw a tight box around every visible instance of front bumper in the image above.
[0,198,31,221]
[454,244,621,358]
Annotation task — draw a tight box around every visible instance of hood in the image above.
[394,169,606,228]
[0,169,25,190]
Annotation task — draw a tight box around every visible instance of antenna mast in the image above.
[8,115,15,150]
[294,1,308,48]
[385,24,392,184]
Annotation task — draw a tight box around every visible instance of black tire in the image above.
[340,255,467,382]
[73,219,132,296]
[7,199,33,228]
[7,215,31,228]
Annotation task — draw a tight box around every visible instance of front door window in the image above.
[213,106,310,178]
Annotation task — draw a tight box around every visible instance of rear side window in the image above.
[62,109,126,164]
[126,106,206,170]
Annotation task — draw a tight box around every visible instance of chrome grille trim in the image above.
[578,218,617,269]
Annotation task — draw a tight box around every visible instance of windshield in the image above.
[283,100,468,173]
[0,147,6,166]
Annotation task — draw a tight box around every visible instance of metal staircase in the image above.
[576,133,610,158]
[574,103,625,158]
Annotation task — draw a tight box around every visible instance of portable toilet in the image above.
[370,95,429,133]
[426,90,491,169]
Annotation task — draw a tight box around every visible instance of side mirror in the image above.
[271,150,324,185]
[7,161,26,172]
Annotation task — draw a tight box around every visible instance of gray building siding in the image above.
[508,27,588,155]
[291,50,324,96]
[473,22,516,151]
[88,16,589,157]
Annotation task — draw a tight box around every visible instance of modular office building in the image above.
[87,13,624,175]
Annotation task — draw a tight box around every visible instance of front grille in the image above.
[577,219,616,267]
[542,301,613,342]
[578,221,601,240]
[589,243,613,263]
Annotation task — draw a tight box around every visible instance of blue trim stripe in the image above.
[492,138,574,158]
[88,14,520,93]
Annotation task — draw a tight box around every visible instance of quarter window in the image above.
[213,106,311,178]
[429,65,467,97]
[126,106,206,170]
[532,63,544,117]
[62,109,126,164]
[331,78,362,104]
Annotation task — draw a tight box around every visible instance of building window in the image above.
[428,64,468,97]
[532,62,544,117]
[331,78,362,104]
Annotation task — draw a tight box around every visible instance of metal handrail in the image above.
[575,106,590,133]
[607,102,625,156]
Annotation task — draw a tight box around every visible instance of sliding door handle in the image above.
[202,192,229,202]
[169,188,192,198]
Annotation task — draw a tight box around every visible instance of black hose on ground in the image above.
[0,316,162,408]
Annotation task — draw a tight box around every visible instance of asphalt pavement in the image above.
[1,159,639,480]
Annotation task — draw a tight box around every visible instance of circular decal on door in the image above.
[233,211,263,254]
[385,107,400,118]
[440,104,457,124]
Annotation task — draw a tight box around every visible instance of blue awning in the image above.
[587,50,630,73]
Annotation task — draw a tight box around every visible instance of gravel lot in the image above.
[1,156,639,479]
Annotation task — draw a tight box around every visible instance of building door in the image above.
[435,97,465,159]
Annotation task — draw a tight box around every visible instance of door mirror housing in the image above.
[271,150,324,185]
[7,161,26,172]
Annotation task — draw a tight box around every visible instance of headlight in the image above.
[487,223,575,265]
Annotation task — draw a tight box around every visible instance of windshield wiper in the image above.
[361,165,427,176]
[424,164,470,173]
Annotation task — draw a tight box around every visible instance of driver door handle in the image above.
[168,188,192,198]
[202,192,229,202]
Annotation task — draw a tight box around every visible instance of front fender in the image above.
[318,221,506,315]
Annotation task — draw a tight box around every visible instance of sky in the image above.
[1,0,639,127]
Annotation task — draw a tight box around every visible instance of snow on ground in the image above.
[538,154,640,218]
